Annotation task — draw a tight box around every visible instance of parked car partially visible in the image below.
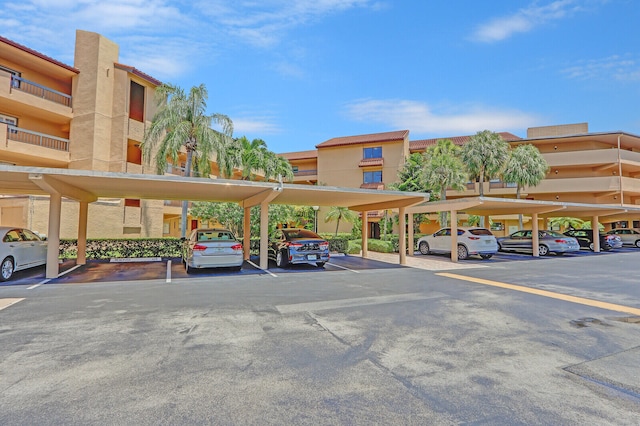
[182,228,244,273]
[563,229,622,251]
[497,230,580,256]
[0,227,48,282]
[606,228,640,248]
[268,228,329,268]
[417,227,498,260]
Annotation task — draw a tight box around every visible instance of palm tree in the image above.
[461,130,510,196]
[324,206,357,237]
[142,83,233,238]
[502,144,549,228]
[264,153,294,183]
[237,136,269,180]
[390,152,428,192]
[548,217,585,231]
[423,139,467,225]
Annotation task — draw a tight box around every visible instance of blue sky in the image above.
[2,0,639,153]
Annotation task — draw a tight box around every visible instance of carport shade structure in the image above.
[0,165,428,278]
[405,196,640,262]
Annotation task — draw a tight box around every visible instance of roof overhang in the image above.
[407,196,640,219]
[0,165,428,211]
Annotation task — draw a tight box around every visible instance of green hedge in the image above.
[59,238,183,259]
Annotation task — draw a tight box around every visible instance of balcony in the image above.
[7,125,69,151]
[10,75,72,107]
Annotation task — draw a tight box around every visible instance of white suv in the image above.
[417,227,498,260]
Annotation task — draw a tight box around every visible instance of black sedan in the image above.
[563,229,623,251]
[268,228,330,268]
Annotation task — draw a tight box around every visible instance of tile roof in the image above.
[279,150,318,160]
[316,130,409,149]
[409,132,521,152]
[114,63,162,87]
[0,35,79,73]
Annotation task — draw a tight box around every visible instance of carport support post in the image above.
[361,211,368,259]
[532,213,540,257]
[408,213,414,257]
[259,202,269,269]
[450,209,458,262]
[46,193,62,279]
[243,207,251,260]
[399,207,406,265]
[592,216,600,252]
[77,201,88,265]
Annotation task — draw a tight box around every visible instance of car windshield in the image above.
[284,229,321,239]
[468,228,492,236]
[543,231,566,238]
[197,231,235,241]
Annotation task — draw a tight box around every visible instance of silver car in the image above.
[0,227,48,281]
[606,229,640,248]
[497,230,580,256]
[182,228,244,273]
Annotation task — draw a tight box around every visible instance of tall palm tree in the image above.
[423,139,467,225]
[237,136,269,180]
[502,144,549,228]
[461,130,509,196]
[325,206,357,237]
[264,153,294,183]
[142,83,233,238]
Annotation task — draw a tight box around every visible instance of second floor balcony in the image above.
[6,125,69,151]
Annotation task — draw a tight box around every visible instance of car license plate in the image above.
[307,254,318,260]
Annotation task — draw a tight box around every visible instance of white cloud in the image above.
[471,0,596,43]
[232,117,282,135]
[561,55,640,81]
[344,99,539,135]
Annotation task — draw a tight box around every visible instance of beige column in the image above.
[450,210,458,262]
[77,201,88,265]
[361,212,368,258]
[531,213,539,257]
[592,216,600,252]
[408,213,414,257]
[243,207,251,260]
[46,193,62,279]
[259,203,269,269]
[399,207,406,265]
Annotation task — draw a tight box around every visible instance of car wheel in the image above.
[635,240,640,248]
[316,262,325,268]
[480,254,493,259]
[418,241,430,255]
[1,257,14,282]
[497,242,504,252]
[276,250,288,268]
[457,245,469,260]
[589,242,595,251]
[538,245,549,256]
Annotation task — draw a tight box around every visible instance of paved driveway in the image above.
[1,250,640,424]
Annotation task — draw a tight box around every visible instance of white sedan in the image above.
[417,227,498,260]
[0,227,48,281]
[606,228,640,247]
[182,228,244,273]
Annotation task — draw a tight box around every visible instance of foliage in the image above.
[350,217,362,239]
[230,136,294,182]
[548,217,585,231]
[324,206,358,237]
[366,239,395,253]
[327,237,349,253]
[390,152,428,192]
[582,221,605,231]
[59,239,183,259]
[423,139,467,225]
[347,240,362,254]
[502,144,549,199]
[461,130,509,196]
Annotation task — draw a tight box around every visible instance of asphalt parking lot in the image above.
[1,248,640,424]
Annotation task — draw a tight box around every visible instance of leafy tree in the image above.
[264,152,294,183]
[390,152,430,232]
[548,217,585,231]
[325,206,358,237]
[502,144,549,228]
[461,130,509,196]
[142,83,233,237]
[423,139,467,225]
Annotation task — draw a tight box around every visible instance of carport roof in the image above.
[0,165,428,211]
[407,196,640,219]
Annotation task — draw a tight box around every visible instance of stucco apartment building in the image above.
[281,124,640,236]
[0,30,168,238]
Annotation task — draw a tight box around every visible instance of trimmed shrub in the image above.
[347,240,361,254]
[367,239,394,253]
[59,238,183,259]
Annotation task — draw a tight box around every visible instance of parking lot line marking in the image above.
[327,262,360,273]
[166,260,172,283]
[28,264,83,289]
[437,272,640,316]
[0,298,25,311]
[246,260,277,277]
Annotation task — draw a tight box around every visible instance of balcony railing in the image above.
[7,126,69,151]
[293,169,317,176]
[11,75,72,108]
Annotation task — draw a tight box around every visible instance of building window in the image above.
[0,113,18,133]
[292,166,299,172]
[129,81,145,122]
[125,199,140,208]
[363,146,382,159]
[363,170,382,184]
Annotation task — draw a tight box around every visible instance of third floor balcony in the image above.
[0,71,73,122]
